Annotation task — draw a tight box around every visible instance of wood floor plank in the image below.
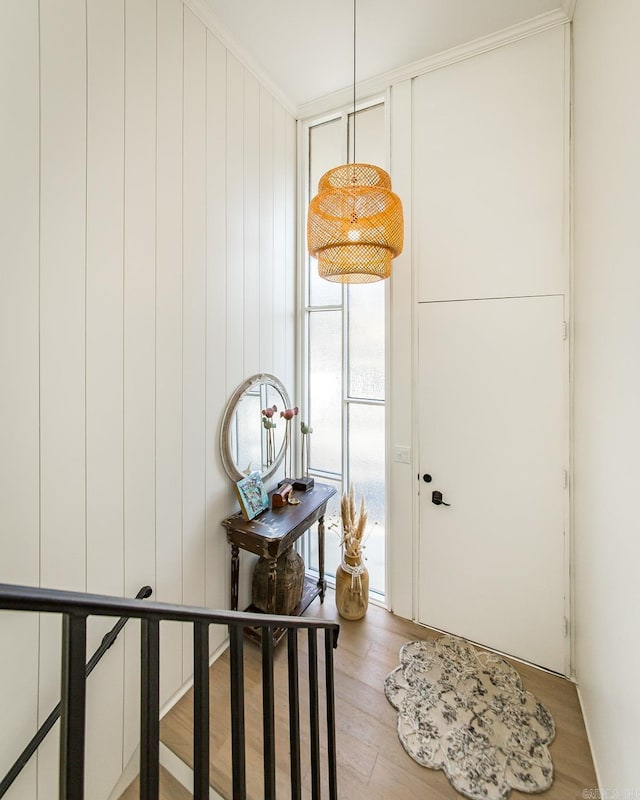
[158,591,597,800]
[119,765,192,800]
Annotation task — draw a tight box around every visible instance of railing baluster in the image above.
[0,583,341,800]
[0,587,152,799]
[60,613,87,800]
[193,621,210,800]
[308,628,321,800]
[229,625,247,800]
[287,628,302,800]
[324,629,338,800]
[140,619,160,800]
[261,628,276,799]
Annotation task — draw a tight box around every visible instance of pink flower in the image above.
[280,406,299,420]
[261,405,277,418]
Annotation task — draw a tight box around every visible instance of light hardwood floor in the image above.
[155,592,597,800]
[120,765,192,800]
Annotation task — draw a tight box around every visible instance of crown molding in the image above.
[182,0,298,117]
[298,7,571,121]
[181,1,572,122]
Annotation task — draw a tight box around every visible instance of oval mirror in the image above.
[220,373,291,483]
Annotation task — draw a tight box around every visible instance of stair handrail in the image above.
[0,583,340,637]
[0,582,340,800]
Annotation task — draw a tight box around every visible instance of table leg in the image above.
[267,556,278,614]
[231,545,240,611]
[318,514,326,603]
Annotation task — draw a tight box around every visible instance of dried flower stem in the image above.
[340,485,368,563]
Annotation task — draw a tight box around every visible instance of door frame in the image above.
[408,24,574,677]
[414,294,571,675]
[412,296,572,677]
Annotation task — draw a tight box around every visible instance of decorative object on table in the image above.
[384,635,555,800]
[306,0,403,284]
[234,470,269,521]
[293,420,315,492]
[279,406,299,481]
[261,404,278,467]
[271,482,293,508]
[252,546,305,616]
[334,484,370,620]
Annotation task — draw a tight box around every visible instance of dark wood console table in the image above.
[222,482,336,644]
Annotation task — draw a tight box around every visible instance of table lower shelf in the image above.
[242,574,326,646]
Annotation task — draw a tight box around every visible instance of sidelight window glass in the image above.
[302,101,387,599]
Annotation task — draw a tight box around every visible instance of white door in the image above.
[417,295,567,673]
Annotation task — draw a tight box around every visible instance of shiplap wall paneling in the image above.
[243,72,261,378]
[182,6,208,676]
[415,26,566,302]
[225,54,255,608]
[272,103,288,387]
[225,53,245,392]
[259,88,275,373]
[38,0,87,795]
[38,0,87,594]
[0,2,40,583]
[156,0,185,703]
[84,0,126,795]
[284,115,297,396]
[85,0,125,598]
[0,0,299,794]
[122,0,157,763]
[205,31,232,641]
[0,610,40,800]
[0,1,40,795]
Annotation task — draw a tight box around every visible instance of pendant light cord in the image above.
[352,0,357,166]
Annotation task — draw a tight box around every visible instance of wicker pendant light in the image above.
[307,0,404,283]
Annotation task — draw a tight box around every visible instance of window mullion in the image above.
[341,108,349,494]
[342,286,349,491]
[304,102,387,598]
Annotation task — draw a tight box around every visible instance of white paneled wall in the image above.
[414,26,567,303]
[573,0,640,785]
[0,0,297,797]
[181,0,207,680]
[0,3,40,796]
[84,2,127,793]
[156,0,185,710]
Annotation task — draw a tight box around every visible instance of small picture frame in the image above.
[235,471,269,521]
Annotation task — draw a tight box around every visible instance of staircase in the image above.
[0,582,340,800]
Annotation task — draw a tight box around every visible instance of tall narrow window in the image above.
[303,102,387,599]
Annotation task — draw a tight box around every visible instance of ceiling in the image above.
[200,0,569,111]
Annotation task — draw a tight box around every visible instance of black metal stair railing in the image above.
[0,582,340,800]
[0,585,152,799]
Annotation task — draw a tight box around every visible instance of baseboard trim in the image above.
[106,747,140,800]
[160,743,224,800]
[576,683,602,790]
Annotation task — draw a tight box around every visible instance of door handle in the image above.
[432,490,451,507]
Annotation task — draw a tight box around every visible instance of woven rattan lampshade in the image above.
[307,162,404,283]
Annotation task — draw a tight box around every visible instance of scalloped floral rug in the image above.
[384,635,555,800]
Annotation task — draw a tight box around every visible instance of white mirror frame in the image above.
[219,373,291,483]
